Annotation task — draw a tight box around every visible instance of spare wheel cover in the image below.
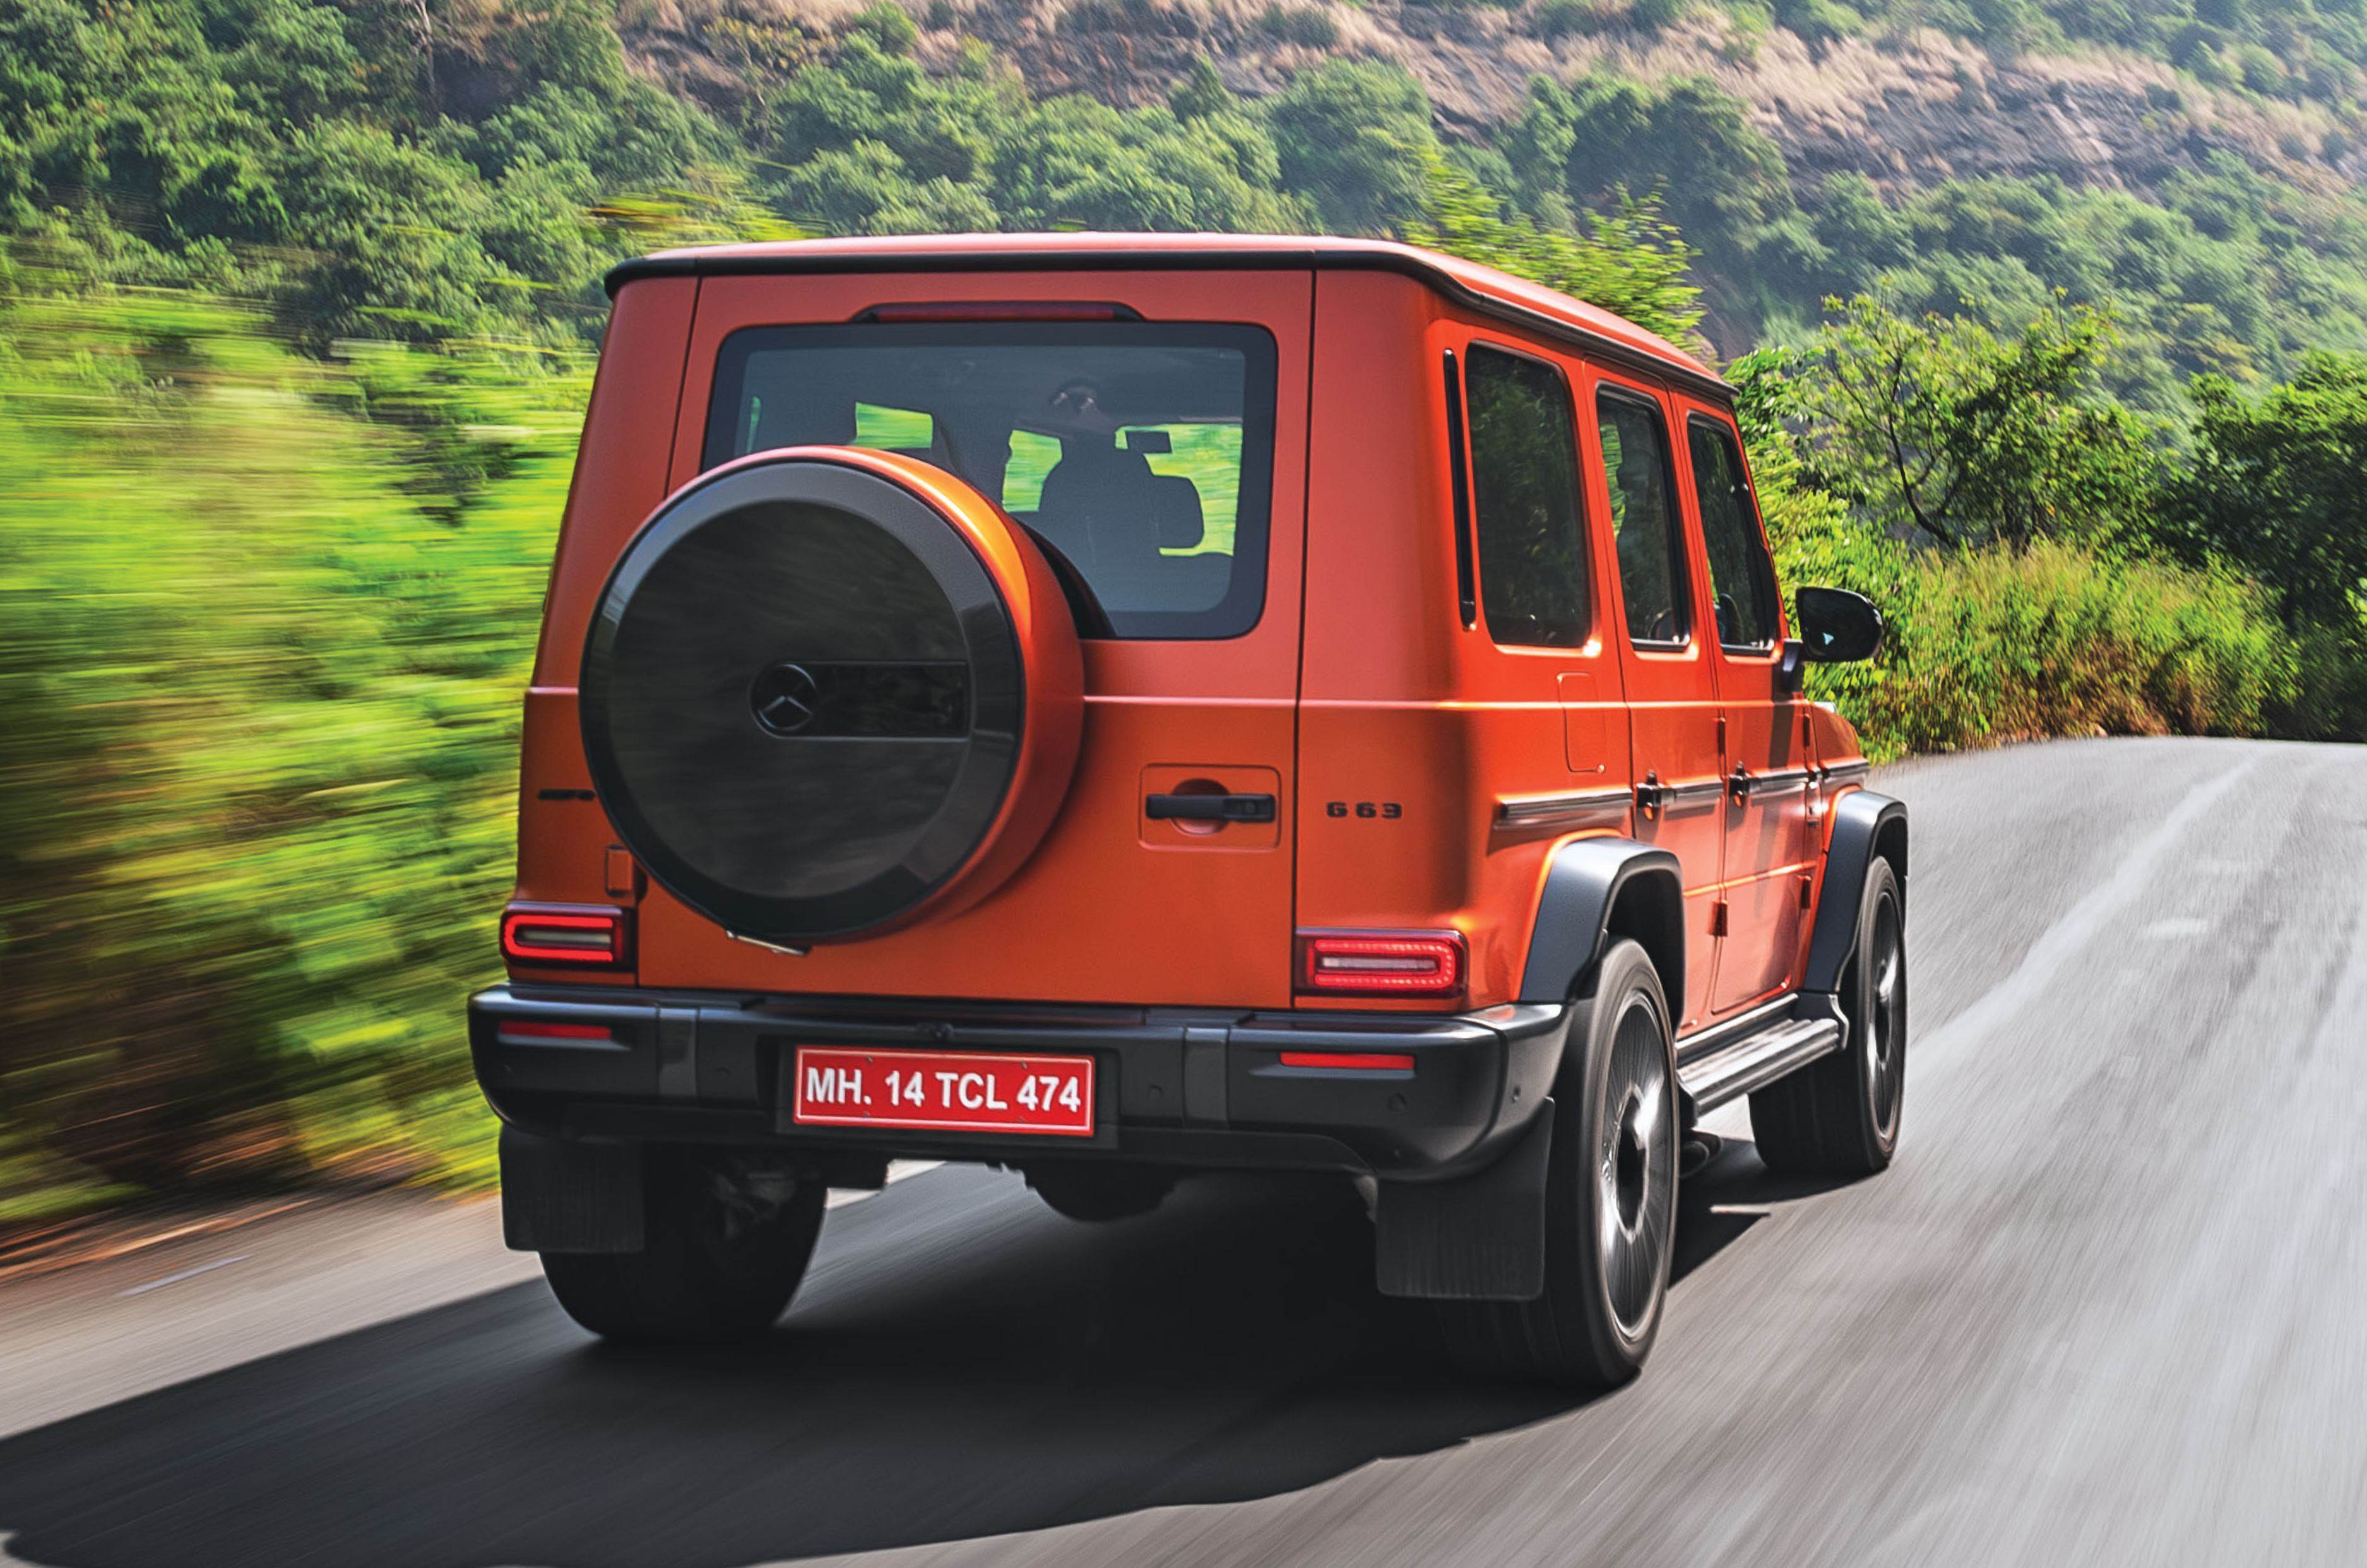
[580,449,1083,945]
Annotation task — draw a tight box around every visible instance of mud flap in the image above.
[1372,1100,1554,1300]
[499,1126,644,1254]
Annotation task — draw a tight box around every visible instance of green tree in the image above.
[992,97,1303,232]
[2166,354,2367,629]
[771,23,1006,189]
[1536,75,1794,268]
[1263,59,1439,234]
[1169,56,1233,123]
[1787,295,2163,550]
[268,121,525,341]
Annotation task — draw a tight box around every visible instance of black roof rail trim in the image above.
[603,244,1733,403]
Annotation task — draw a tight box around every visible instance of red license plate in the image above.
[791,1047,1096,1137]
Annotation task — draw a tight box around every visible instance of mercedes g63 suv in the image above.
[470,233,1906,1387]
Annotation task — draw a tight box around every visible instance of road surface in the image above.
[3,737,2364,1567]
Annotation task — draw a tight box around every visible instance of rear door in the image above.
[1461,337,1632,808]
[1680,403,1815,1014]
[623,268,1312,1007]
[1590,372,1723,1035]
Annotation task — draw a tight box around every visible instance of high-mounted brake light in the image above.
[1295,930,1466,999]
[501,906,629,967]
[857,301,1140,323]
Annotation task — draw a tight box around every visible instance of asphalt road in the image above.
[4,736,2365,1568]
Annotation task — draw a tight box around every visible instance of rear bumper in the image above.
[468,985,1571,1179]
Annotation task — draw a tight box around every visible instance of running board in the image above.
[1678,1016,1844,1114]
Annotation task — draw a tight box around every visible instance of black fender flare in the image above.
[1516,837,1685,1006]
[1804,789,1908,996]
[1377,838,1680,1302]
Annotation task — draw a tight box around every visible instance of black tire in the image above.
[1441,938,1679,1388]
[541,1147,826,1344]
[1024,1162,1177,1221]
[1750,856,1906,1176]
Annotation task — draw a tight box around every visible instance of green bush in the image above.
[1505,74,1793,273]
[1772,0,1863,42]
[1774,519,2294,760]
[1408,155,1705,348]
[1533,0,1605,39]
[1260,4,1342,46]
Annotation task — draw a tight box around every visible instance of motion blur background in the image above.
[5,0,2366,1230]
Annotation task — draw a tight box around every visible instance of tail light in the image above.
[1296,929,1466,999]
[501,905,630,968]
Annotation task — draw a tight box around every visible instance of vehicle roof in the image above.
[604,232,1728,400]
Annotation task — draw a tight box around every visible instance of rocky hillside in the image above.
[622,0,2366,210]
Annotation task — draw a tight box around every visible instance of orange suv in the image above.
[470,234,1906,1386]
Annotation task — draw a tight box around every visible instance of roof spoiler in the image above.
[602,242,1733,403]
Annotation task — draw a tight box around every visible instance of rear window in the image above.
[704,322,1278,640]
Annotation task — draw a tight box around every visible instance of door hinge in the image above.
[1710,900,1729,937]
[1634,771,1666,821]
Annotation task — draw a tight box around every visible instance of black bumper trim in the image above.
[469,985,1570,1178]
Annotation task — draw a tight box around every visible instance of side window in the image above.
[1688,417,1781,650]
[1598,388,1688,646]
[1002,430,1061,512]
[853,403,934,453]
[1464,344,1590,648]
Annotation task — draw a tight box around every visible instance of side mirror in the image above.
[1795,586,1885,663]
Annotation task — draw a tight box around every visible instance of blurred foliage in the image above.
[0,274,583,1208]
[1407,156,1706,350]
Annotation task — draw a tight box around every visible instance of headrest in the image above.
[1148,473,1204,551]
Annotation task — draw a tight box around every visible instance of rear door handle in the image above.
[1146,792,1277,823]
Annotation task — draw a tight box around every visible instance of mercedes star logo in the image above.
[750,662,821,736]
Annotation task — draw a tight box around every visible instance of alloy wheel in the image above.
[1597,998,1675,1342]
